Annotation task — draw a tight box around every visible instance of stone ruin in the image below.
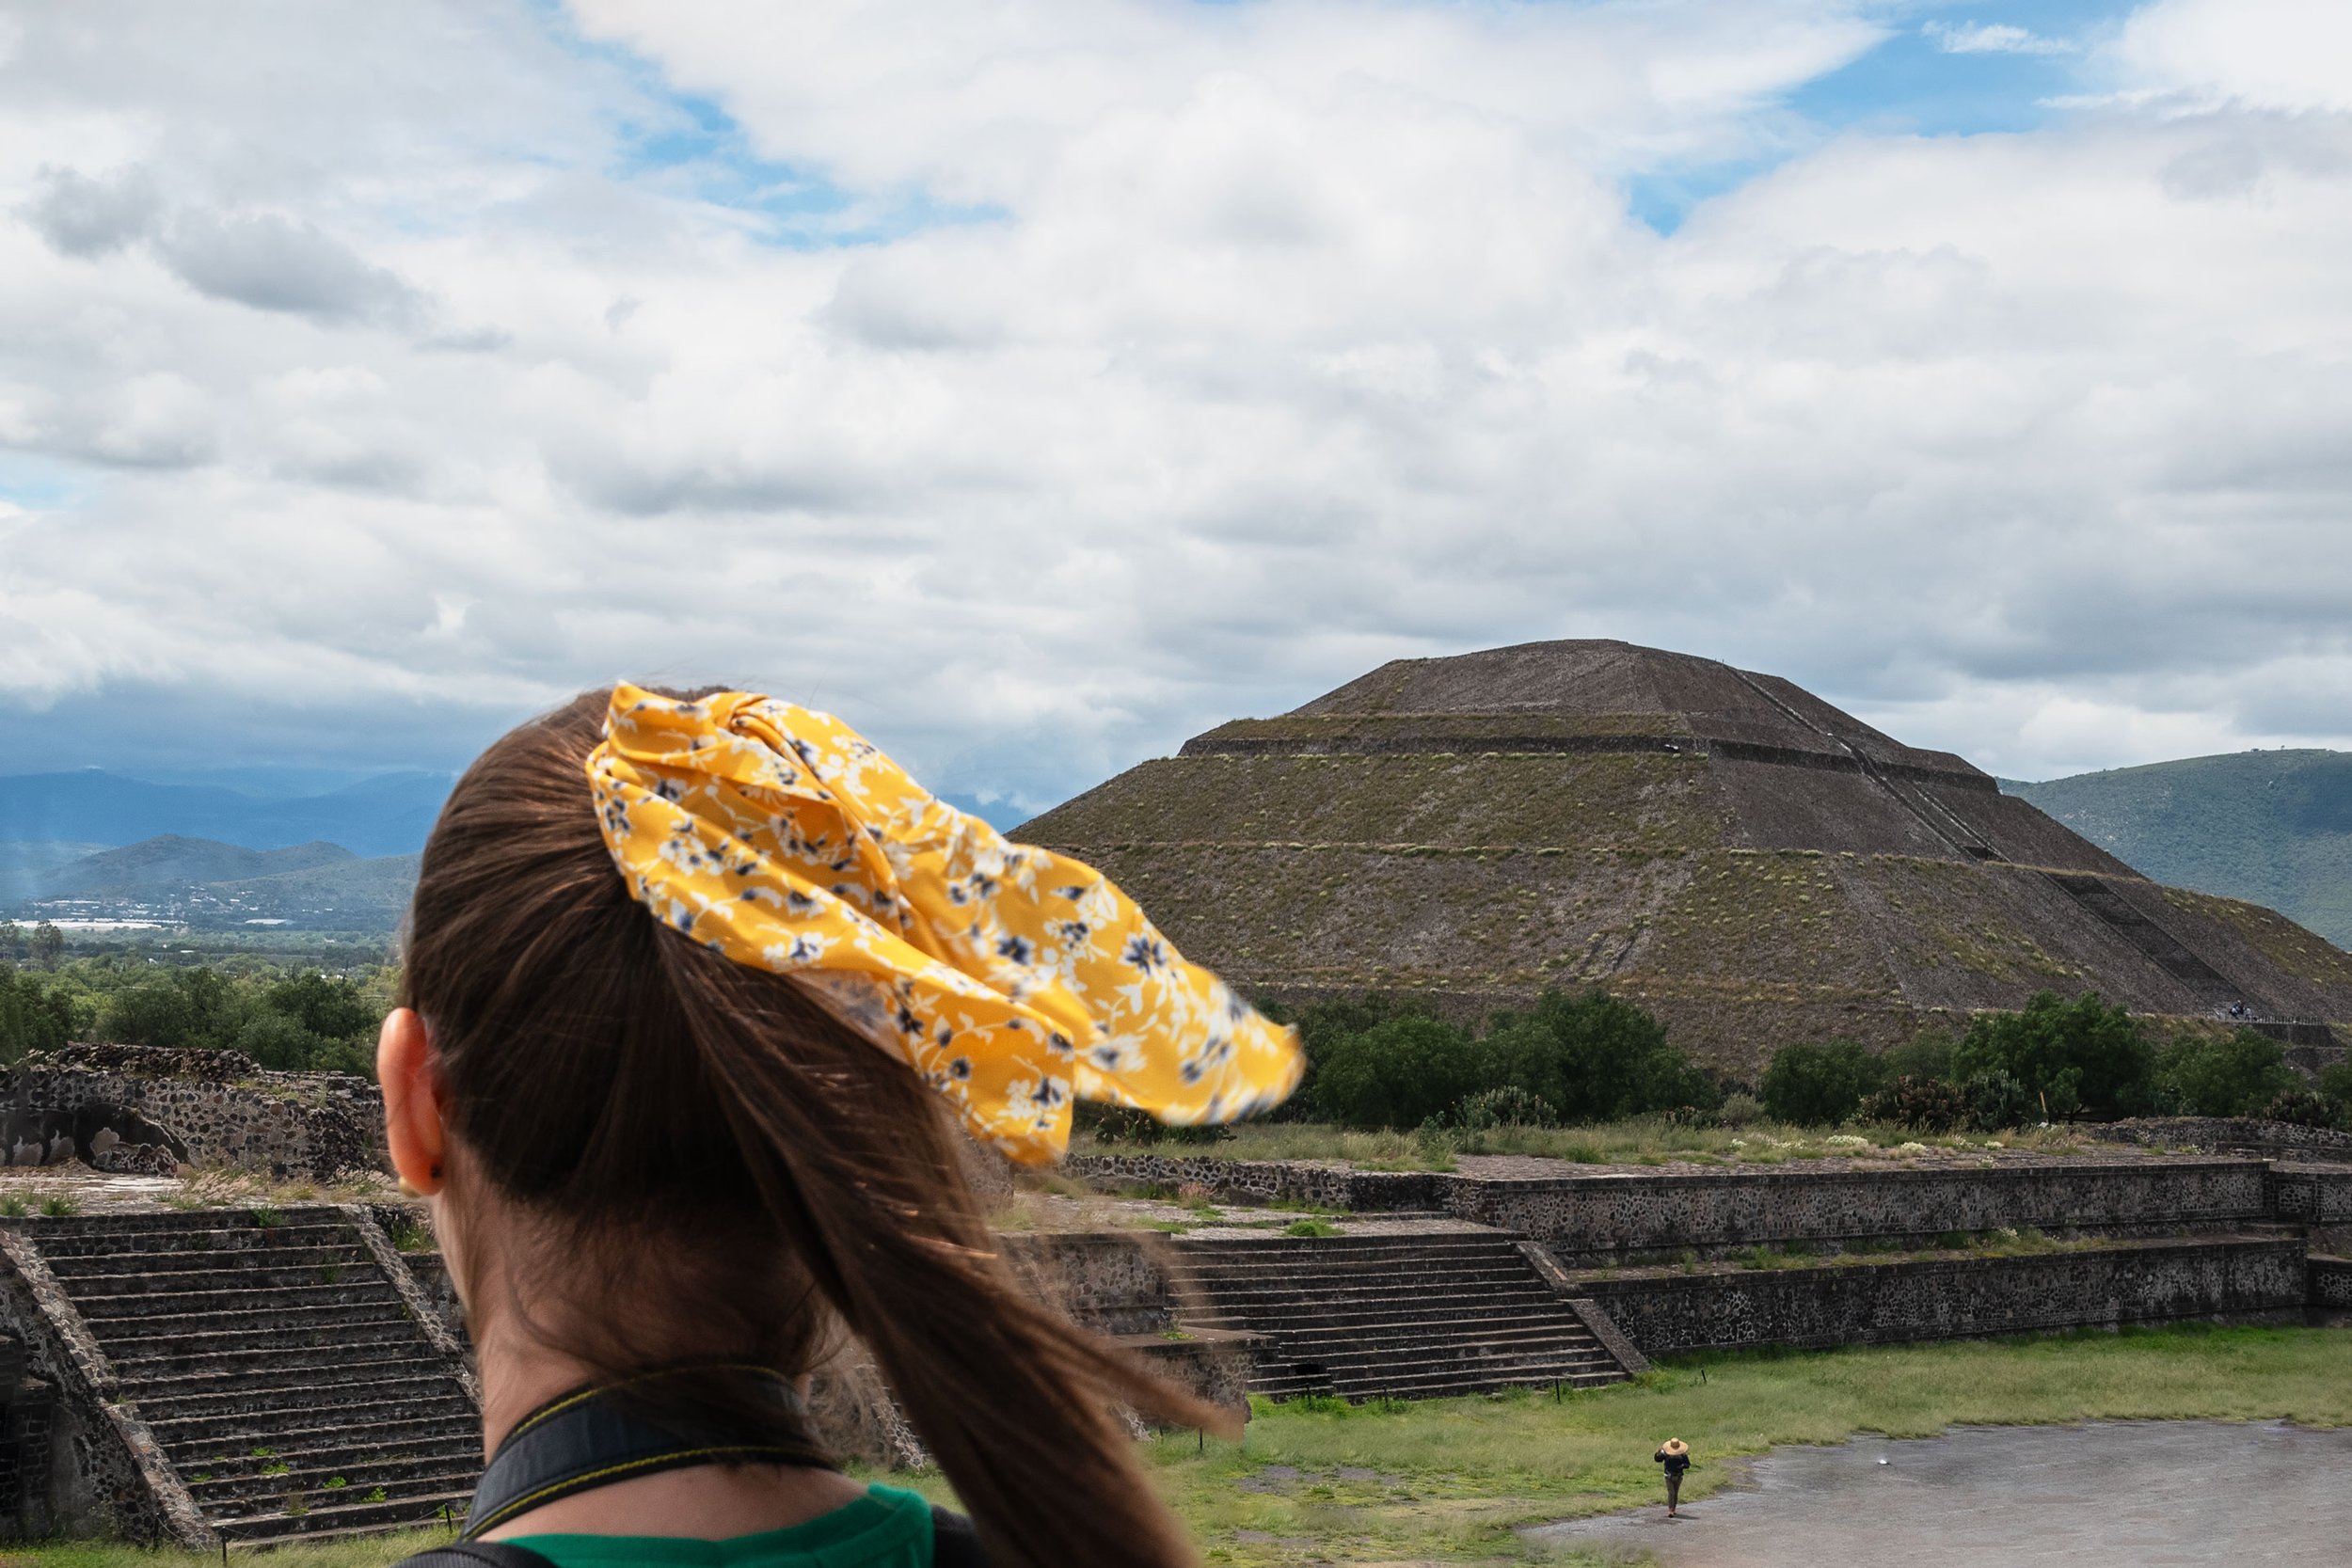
[0,1043,384,1180]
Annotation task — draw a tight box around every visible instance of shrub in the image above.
[1880,1027,1957,1085]
[2154,1028,2296,1118]
[1714,1091,1764,1128]
[1962,1069,2039,1132]
[2261,1089,2337,1130]
[1484,990,1715,1123]
[1260,992,1437,1120]
[2322,1063,2352,1126]
[1760,1039,1883,1126]
[1951,991,2154,1119]
[1452,1085,1557,1131]
[1859,1074,1969,1132]
[1313,1015,1490,1131]
[0,968,80,1064]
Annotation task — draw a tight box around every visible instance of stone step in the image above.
[1195,1288,1581,1325]
[1200,1312,1600,1353]
[214,1484,477,1544]
[1178,1274,1549,1303]
[110,1347,448,1403]
[180,1430,482,1482]
[132,1373,474,1426]
[99,1314,425,1363]
[43,1241,367,1278]
[49,1257,383,1299]
[25,1216,358,1255]
[68,1279,404,1322]
[194,1457,483,1516]
[1177,1259,1540,1285]
[1247,1321,1613,1364]
[1259,1342,1621,1388]
[83,1300,414,1346]
[1176,1242,1518,1266]
[147,1402,482,1458]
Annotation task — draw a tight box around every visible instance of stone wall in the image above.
[1452,1159,2271,1262]
[1065,1153,1371,1210]
[1068,1152,2275,1261]
[0,1230,192,1544]
[2090,1117,2352,1161]
[1568,1235,2309,1356]
[2269,1164,2352,1227]
[2,1045,384,1179]
[2311,1256,2352,1314]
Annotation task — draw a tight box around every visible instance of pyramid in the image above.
[1019,641,2352,1072]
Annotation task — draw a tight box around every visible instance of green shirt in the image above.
[508,1483,934,1568]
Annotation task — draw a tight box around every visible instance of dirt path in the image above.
[1524,1420,2351,1565]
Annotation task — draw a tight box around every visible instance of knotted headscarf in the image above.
[586,684,1301,1163]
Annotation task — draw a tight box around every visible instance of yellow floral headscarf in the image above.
[585,684,1301,1163]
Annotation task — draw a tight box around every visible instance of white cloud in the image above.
[0,0,2349,799]
[1926,22,2075,57]
[2115,0,2352,113]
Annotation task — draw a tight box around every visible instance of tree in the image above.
[0,970,78,1063]
[1485,990,1713,1122]
[31,922,63,970]
[1312,1015,1491,1130]
[2154,1028,2297,1118]
[1881,1026,1956,1085]
[1264,991,1438,1120]
[1760,1038,1883,1126]
[265,971,375,1042]
[1950,991,2154,1119]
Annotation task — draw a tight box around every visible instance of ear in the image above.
[377,1007,448,1196]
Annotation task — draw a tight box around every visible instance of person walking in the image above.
[378,684,1304,1568]
[1655,1438,1692,1517]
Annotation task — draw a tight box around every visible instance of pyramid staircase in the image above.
[1168,1229,1638,1402]
[15,1207,479,1544]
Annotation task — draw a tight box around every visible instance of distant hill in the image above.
[2003,750,2352,949]
[13,833,420,930]
[0,840,108,906]
[0,769,451,857]
[35,836,358,898]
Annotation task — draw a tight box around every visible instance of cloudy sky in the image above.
[3,0,2347,811]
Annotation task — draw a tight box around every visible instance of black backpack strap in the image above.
[393,1544,557,1568]
[930,1505,989,1567]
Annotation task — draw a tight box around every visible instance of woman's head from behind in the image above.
[384,688,1206,1567]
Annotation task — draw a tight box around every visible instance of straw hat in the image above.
[1661,1438,1689,1456]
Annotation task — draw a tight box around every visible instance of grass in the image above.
[7,1328,2344,1567]
[1130,1324,2352,1565]
[384,1215,434,1253]
[0,1530,452,1568]
[1073,1118,2085,1171]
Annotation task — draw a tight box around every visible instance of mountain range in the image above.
[0,767,1025,927]
[2002,749,2352,950]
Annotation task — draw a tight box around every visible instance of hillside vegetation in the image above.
[2005,749,2352,949]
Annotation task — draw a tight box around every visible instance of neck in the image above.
[469,1314,866,1541]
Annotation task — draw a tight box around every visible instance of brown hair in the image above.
[401,689,1207,1567]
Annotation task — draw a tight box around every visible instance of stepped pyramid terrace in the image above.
[1018,640,2352,1071]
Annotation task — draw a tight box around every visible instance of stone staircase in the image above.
[1169,1229,1634,1402]
[28,1208,478,1544]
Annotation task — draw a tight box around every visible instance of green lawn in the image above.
[13,1325,2347,1568]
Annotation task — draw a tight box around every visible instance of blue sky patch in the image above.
[1630,1,2138,232]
